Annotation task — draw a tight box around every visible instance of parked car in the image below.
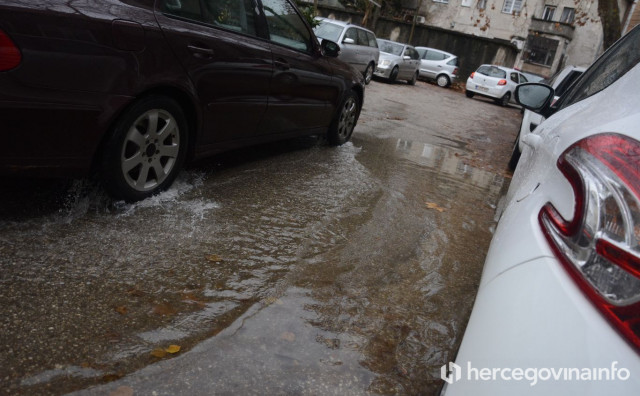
[415,46,459,87]
[465,65,529,106]
[443,24,640,396]
[520,71,546,83]
[0,0,365,202]
[313,17,379,84]
[509,65,586,169]
[374,39,420,85]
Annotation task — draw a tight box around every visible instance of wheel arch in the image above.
[89,85,199,175]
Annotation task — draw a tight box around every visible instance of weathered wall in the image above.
[317,6,518,81]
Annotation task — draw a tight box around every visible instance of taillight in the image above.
[540,133,640,353]
[498,79,507,86]
[470,72,475,79]
[453,68,458,75]
[0,28,21,71]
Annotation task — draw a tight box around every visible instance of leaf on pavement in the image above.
[165,345,181,354]
[151,349,166,358]
[115,306,128,315]
[425,202,446,212]
[206,254,224,263]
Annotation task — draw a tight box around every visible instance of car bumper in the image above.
[465,79,508,99]
[444,181,640,394]
[374,64,393,79]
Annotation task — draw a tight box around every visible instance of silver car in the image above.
[374,39,420,85]
[415,46,459,88]
[313,17,379,84]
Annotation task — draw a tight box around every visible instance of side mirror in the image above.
[343,37,355,45]
[321,40,340,58]
[403,55,411,60]
[515,83,555,117]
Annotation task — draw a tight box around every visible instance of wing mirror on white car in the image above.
[343,37,355,44]
[515,83,556,118]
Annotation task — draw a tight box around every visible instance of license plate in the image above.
[475,85,489,92]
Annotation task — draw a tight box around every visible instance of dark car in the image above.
[0,0,364,201]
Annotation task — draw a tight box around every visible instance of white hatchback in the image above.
[465,64,529,106]
[444,25,640,395]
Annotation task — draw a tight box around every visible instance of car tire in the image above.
[328,90,360,146]
[508,131,521,170]
[364,63,374,85]
[465,90,474,98]
[498,92,511,107]
[389,66,399,83]
[408,71,418,85]
[102,95,188,202]
[436,74,450,87]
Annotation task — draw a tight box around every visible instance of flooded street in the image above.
[0,80,521,395]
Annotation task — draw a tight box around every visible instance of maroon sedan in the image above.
[0,0,364,201]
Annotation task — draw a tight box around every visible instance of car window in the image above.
[477,65,506,78]
[510,72,518,83]
[366,31,377,48]
[378,40,403,56]
[356,29,369,46]
[160,0,257,35]
[344,27,358,43]
[446,57,458,66]
[554,70,583,97]
[406,47,419,60]
[313,20,343,43]
[519,74,528,83]
[262,0,312,52]
[560,26,640,109]
[425,50,446,61]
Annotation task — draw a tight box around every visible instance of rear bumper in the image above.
[465,79,508,99]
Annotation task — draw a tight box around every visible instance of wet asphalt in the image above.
[0,79,522,395]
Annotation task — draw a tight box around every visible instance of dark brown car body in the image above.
[0,0,364,199]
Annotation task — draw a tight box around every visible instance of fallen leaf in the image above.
[108,386,134,396]
[206,254,224,262]
[151,349,167,358]
[425,202,446,212]
[165,345,181,354]
[281,332,296,342]
[152,303,177,316]
[115,306,128,315]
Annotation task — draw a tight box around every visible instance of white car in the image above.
[465,64,529,106]
[444,25,640,395]
[509,65,586,170]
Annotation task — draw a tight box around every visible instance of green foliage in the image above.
[295,1,320,28]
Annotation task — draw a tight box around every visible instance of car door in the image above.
[155,0,272,145]
[400,46,419,79]
[259,0,337,135]
[421,49,444,79]
[341,27,363,72]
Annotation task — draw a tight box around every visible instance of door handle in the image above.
[187,44,214,57]
[274,59,290,70]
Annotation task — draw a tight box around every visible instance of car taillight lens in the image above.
[0,28,21,71]
[470,72,475,79]
[453,68,459,75]
[540,133,640,353]
[498,79,507,86]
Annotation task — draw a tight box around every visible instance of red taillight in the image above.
[498,79,507,86]
[453,68,459,76]
[540,133,640,353]
[470,72,475,79]
[0,28,21,71]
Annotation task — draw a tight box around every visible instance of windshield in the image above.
[313,21,343,43]
[377,40,404,56]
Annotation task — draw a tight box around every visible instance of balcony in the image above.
[530,17,575,40]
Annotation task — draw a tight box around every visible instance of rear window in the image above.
[477,65,506,78]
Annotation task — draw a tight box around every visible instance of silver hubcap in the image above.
[120,109,180,192]
[337,97,357,140]
[365,66,373,83]
[437,76,448,86]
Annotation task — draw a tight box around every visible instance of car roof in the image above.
[478,64,521,73]
[377,38,410,47]
[415,46,456,58]
[314,17,375,34]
